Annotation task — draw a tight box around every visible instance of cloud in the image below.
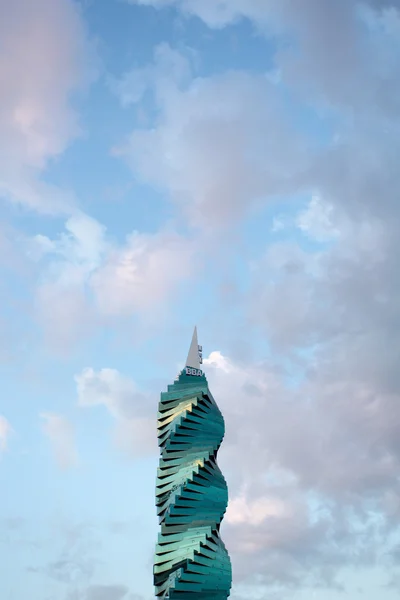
[226,490,289,527]
[85,585,129,600]
[67,586,142,600]
[112,42,190,107]
[31,213,195,350]
[0,0,95,213]
[4,1,400,597]
[250,211,400,382]
[113,44,310,230]
[296,195,339,242]
[30,521,99,586]
[90,230,196,317]
[75,367,156,456]
[0,415,12,453]
[127,0,400,116]
[40,413,79,470]
[115,3,400,238]
[242,211,400,587]
[1,516,25,530]
[125,0,262,28]
[203,350,400,587]
[32,212,107,351]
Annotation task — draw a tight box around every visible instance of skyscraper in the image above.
[154,327,232,599]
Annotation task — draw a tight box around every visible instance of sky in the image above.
[1,0,400,599]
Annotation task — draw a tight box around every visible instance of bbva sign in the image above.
[186,367,203,377]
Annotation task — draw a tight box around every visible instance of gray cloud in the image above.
[204,343,400,589]
[86,585,129,600]
[29,521,99,586]
[66,585,136,600]
[126,1,400,115]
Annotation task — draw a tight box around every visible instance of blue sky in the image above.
[2,1,400,599]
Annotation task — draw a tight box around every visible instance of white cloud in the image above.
[226,491,289,526]
[0,1,100,359]
[32,212,106,351]
[296,195,340,242]
[75,367,156,457]
[126,1,400,118]
[112,42,190,107]
[0,0,95,213]
[0,415,12,454]
[41,413,79,470]
[30,214,195,350]
[90,230,196,316]
[114,44,309,230]
[125,0,261,28]
[271,215,287,233]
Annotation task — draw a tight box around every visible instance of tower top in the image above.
[185,326,202,370]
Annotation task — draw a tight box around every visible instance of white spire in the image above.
[185,326,201,370]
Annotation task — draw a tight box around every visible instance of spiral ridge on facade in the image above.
[154,329,232,599]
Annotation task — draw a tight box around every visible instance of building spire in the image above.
[185,326,202,370]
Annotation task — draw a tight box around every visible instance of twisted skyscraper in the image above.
[154,327,232,599]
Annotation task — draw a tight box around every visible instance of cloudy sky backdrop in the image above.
[2,1,400,599]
